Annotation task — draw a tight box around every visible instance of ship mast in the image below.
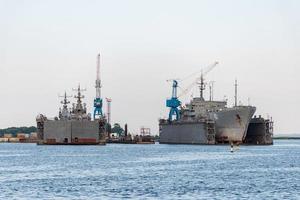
[106,98,112,125]
[197,62,218,101]
[73,84,87,115]
[209,81,215,101]
[234,79,238,107]
[199,72,205,101]
[59,91,72,119]
[60,91,71,110]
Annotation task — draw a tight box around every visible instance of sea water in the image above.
[0,140,299,199]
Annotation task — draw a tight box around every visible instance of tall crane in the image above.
[166,80,181,121]
[94,53,103,119]
[179,62,219,100]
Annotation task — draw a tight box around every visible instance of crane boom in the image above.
[179,62,219,99]
[202,61,218,76]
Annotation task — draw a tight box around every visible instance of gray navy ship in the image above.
[36,53,107,145]
[36,86,106,145]
[159,65,256,144]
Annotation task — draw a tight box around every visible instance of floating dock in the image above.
[244,116,273,145]
[159,119,215,144]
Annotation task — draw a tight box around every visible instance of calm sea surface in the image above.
[0,140,299,199]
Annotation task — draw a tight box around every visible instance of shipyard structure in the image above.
[245,115,273,145]
[36,53,107,145]
[159,63,273,145]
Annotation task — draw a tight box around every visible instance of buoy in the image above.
[230,142,234,153]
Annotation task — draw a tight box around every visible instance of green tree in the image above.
[0,126,37,137]
[111,123,124,136]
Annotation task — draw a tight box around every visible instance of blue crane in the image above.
[166,80,181,121]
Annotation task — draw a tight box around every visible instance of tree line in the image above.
[0,126,37,137]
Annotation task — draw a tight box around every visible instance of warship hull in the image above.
[211,106,256,143]
[43,120,101,145]
[159,106,256,145]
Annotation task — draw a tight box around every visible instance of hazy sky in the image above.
[1,0,299,134]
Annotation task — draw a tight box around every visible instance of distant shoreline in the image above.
[273,137,300,140]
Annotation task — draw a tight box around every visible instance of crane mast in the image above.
[93,53,103,119]
[96,54,101,98]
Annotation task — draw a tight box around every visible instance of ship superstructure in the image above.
[70,85,91,120]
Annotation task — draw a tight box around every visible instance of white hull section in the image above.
[210,106,256,143]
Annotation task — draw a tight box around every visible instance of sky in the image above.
[0,0,299,134]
